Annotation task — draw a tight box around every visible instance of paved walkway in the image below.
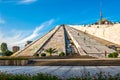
[66,26,115,57]
[0,66,120,79]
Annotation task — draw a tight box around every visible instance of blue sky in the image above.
[0,0,120,49]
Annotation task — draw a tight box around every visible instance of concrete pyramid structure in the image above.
[13,25,67,56]
[13,25,116,57]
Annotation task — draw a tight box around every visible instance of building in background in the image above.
[25,41,33,46]
[12,46,20,53]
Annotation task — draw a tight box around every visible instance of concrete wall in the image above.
[0,60,28,66]
[72,24,120,45]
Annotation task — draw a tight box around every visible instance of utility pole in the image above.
[99,0,103,25]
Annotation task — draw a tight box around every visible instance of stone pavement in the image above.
[0,66,120,79]
[65,26,115,57]
[39,26,66,55]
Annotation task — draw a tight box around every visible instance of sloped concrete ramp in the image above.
[16,26,59,56]
[65,26,115,57]
[14,26,66,57]
[36,26,66,55]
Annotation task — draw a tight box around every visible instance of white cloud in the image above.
[0,30,30,50]
[19,0,37,4]
[16,19,54,44]
[0,0,37,4]
[0,19,54,50]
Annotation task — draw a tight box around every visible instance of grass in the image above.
[0,73,59,80]
[0,72,119,80]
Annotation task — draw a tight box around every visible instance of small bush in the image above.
[41,53,46,57]
[113,52,118,57]
[108,53,113,58]
[108,52,118,58]
[34,54,39,57]
[59,52,65,56]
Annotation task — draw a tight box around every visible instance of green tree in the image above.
[45,48,57,56]
[0,42,13,56]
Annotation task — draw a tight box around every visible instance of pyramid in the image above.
[14,25,67,56]
[13,25,116,57]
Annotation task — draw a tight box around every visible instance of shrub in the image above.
[108,52,118,58]
[59,52,65,56]
[6,51,13,56]
[108,53,113,58]
[34,54,39,57]
[113,52,118,57]
[41,53,46,57]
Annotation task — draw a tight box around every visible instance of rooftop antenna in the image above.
[100,0,103,25]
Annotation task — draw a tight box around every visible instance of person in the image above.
[104,50,107,57]
[84,37,86,43]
